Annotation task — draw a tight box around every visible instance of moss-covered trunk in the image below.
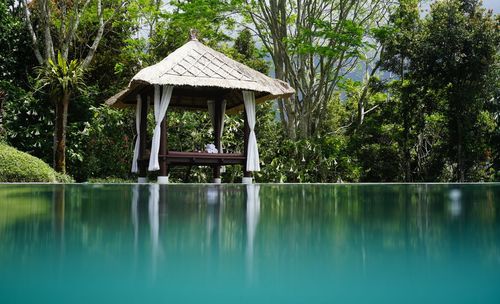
[53,91,70,173]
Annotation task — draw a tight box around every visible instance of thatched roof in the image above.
[105,38,294,111]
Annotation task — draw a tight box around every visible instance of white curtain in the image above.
[207,99,227,152]
[243,91,260,171]
[131,95,142,173]
[148,85,173,171]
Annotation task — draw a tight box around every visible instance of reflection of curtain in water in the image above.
[246,184,260,281]
[131,185,139,260]
[149,184,160,276]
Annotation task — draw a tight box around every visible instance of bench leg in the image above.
[242,171,252,184]
[213,165,221,183]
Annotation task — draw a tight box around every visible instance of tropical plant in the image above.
[19,0,127,173]
[36,52,85,173]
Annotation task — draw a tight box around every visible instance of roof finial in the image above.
[189,29,198,41]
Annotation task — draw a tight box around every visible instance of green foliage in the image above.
[0,81,54,161]
[225,29,269,74]
[289,18,365,58]
[1,0,498,183]
[0,79,105,178]
[414,0,499,181]
[259,136,360,183]
[374,0,499,182]
[0,1,35,84]
[255,95,361,183]
[87,177,136,183]
[242,0,390,140]
[0,1,19,81]
[71,106,135,182]
[84,10,141,99]
[347,95,405,182]
[151,0,237,60]
[35,52,86,98]
[0,143,72,182]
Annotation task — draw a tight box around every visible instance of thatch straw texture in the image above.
[105,39,294,110]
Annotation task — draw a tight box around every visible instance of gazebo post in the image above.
[138,94,149,183]
[158,112,168,184]
[242,108,252,184]
[213,99,222,184]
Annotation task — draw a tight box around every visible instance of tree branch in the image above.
[62,0,92,60]
[42,0,55,61]
[21,0,44,64]
[81,0,105,69]
[82,0,127,69]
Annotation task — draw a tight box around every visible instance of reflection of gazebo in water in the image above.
[106,31,294,183]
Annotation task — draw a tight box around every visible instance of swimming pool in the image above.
[0,184,499,303]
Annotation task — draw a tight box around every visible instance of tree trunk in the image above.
[403,104,411,181]
[401,62,411,182]
[457,123,465,182]
[54,91,70,173]
[357,97,365,127]
[0,90,5,134]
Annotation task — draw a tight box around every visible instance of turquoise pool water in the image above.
[0,184,499,303]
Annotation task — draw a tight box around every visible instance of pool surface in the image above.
[0,184,499,303]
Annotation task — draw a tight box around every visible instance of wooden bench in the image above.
[155,151,246,166]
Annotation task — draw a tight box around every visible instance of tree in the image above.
[376,0,499,182]
[242,0,392,140]
[489,52,500,180]
[0,0,34,84]
[0,0,38,143]
[36,53,85,173]
[0,89,5,138]
[20,0,127,173]
[0,0,16,138]
[412,0,499,181]
[377,0,421,181]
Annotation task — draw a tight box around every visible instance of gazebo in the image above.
[106,32,294,184]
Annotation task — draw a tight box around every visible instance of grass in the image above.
[87,177,136,183]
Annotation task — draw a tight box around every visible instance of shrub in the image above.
[0,143,72,182]
[70,105,135,181]
[0,80,54,163]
